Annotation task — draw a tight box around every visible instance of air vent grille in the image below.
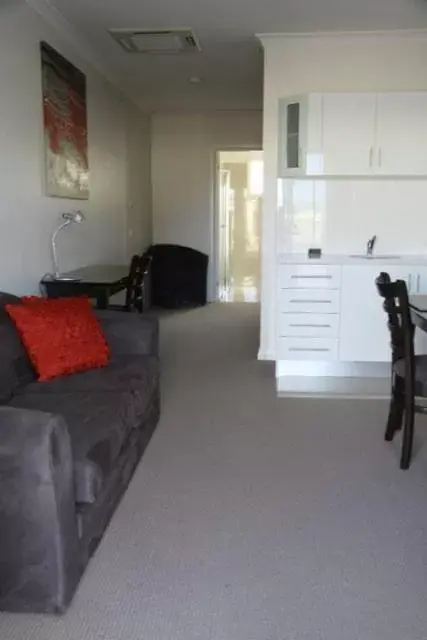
[108,29,201,54]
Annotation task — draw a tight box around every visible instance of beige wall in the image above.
[259,31,427,359]
[126,110,152,258]
[151,111,263,299]
[0,1,152,294]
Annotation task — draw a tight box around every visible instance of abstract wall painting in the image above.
[41,42,89,199]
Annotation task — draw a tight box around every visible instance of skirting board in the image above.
[277,375,391,398]
[258,349,276,361]
[276,360,391,398]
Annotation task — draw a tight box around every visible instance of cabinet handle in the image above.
[369,147,373,168]
[290,275,332,280]
[378,147,382,168]
[289,323,332,328]
[289,347,331,352]
[289,299,332,304]
[408,274,412,292]
[417,274,421,292]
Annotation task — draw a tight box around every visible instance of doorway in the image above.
[216,150,263,302]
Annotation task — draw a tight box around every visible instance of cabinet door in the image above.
[339,265,412,362]
[376,93,427,176]
[410,267,427,354]
[278,95,322,176]
[413,267,427,295]
[322,93,376,176]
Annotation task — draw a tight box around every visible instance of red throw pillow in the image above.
[6,297,110,382]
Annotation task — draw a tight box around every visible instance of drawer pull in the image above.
[288,323,331,328]
[289,347,331,352]
[290,275,332,279]
[290,299,332,304]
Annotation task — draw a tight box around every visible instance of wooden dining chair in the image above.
[376,272,427,469]
[110,254,152,313]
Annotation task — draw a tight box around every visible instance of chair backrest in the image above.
[375,272,414,376]
[124,254,153,312]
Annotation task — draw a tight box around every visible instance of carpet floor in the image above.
[2,303,427,639]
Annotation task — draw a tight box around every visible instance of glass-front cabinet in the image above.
[285,101,300,169]
[278,94,322,177]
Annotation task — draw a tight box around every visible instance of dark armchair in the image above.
[147,244,208,309]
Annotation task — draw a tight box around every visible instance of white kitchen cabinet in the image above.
[408,266,427,354]
[277,94,322,176]
[278,337,338,361]
[277,263,341,362]
[339,264,427,363]
[339,264,414,363]
[278,263,341,289]
[279,313,340,338]
[413,267,427,294]
[277,91,427,178]
[375,93,427,176]
[280,288,340,314]
[322,93,376,176]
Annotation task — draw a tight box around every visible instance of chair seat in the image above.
[394,355,427,395]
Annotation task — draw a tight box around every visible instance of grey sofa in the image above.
[0,292,160,614]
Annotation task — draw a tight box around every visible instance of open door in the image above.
[216,150,263,302]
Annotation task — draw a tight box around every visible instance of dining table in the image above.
[40,264,129,309]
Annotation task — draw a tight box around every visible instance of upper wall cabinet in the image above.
[321,93,376,176]
[376,93,427,176]
[278,92,427,178]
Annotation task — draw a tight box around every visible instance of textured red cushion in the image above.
[5,297,110,382]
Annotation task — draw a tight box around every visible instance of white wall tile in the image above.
[278,178,427,256]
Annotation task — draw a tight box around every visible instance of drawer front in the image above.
[279,313,339,338]
[279,288,340,314]
[279,264,341,289]
[278,337,338,361]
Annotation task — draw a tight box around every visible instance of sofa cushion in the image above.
[9,356,159,503]
[21,355,159,396]
[6,297,110,382]
[0,293,35,403]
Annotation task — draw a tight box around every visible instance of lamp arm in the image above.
[51,220,71,278]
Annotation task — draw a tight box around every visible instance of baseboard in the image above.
[276,375,391,398]
[258,349,275,361]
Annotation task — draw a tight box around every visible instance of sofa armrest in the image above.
[96,310,159,357]
[0,407,79,613]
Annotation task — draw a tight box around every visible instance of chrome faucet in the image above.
[366,235,377,257]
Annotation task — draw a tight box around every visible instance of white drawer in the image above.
[278,337,338,361]
[279,288,340,314]
[279,264,341,289]
[279,313,339,338]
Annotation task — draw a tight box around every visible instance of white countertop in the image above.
[278,253,427,266]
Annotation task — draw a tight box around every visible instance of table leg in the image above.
[96,290,109,310]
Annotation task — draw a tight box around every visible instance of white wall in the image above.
[259,31,427,359]
[0,1,152,295]
[126,111,152,258]
[151,111,262,299]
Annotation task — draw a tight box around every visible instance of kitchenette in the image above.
[274,89,427,395]
[258,31,427,396]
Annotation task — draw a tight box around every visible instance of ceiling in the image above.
[46,0,427,112]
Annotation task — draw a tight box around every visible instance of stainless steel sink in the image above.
[349,254,401,260]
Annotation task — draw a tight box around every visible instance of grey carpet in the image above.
[2,303,427,640]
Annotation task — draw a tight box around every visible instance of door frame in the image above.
[211,147,263,301]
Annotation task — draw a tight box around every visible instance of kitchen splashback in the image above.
[277,179,427,255]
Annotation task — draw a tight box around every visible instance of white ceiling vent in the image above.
[108,29,201,54]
